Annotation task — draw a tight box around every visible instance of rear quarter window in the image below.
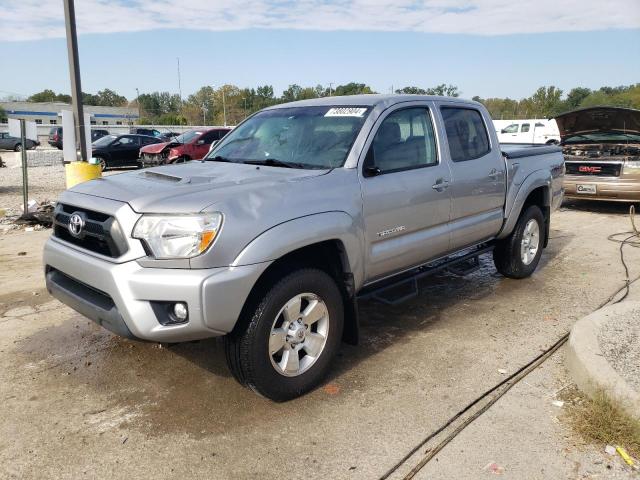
[441,107,490,162]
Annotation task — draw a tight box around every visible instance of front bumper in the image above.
[44,237,269,342]
[563,176,640,202]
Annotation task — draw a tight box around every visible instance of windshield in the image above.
[93,134,117,147]
[173,130,202,143]
[564,132,640,144]
[206,106,370,169]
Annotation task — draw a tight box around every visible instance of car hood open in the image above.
[554,107,640,141]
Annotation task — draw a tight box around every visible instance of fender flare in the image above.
[497,170,551,240]
[231,211,364,289]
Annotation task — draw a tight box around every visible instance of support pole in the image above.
[20,119,28,216]
[63,0,88,162]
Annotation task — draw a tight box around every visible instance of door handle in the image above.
[432,178,450,191]
[488,168,503,180]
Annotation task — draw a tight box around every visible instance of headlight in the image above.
[132,213,222,259]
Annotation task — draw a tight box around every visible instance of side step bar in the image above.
[358,244,494,306]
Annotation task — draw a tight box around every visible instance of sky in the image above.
[0,0,639,101]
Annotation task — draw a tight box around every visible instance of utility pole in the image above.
[63,0,87,161]
[201,103,208,125]
[177,57,182,103]
[135,87,140,122]
[222,87,227,127]
[329,83,333,96]
[242,97,247,118]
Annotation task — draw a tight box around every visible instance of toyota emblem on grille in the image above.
[68,212,86,238]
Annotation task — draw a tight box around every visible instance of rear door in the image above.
[359,103,452,282]
[438,104,506,251]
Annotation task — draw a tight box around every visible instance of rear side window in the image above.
[365,107,438,174]
[521,123,530,132]
[441,107,490,162]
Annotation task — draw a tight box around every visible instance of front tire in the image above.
[493,205,545,279]
[96,157,107,171]
[224,268,344,401]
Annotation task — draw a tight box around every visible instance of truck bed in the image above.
[501,143,562,159]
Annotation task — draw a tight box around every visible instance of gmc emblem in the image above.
[578,165,602,173]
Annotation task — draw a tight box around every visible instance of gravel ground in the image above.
[598,307,640,392]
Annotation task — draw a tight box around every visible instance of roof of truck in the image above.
[265,94,479,110]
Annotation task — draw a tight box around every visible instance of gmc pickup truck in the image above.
[44,95,564,401]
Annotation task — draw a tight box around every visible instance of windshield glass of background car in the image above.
[93,135,117,147]
[564,132,640,143]
[208,106,370,168]
[175,130,202,143]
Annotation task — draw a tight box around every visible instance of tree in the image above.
[395,86,428,95]
[0,106,6,123]
[424,84,460,97]
[95,88,128,107]
[527,86,564,117]
[332,83,374,96]
[565,87,591,109]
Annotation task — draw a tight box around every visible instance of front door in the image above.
[359,105,452,282]
[438,105,506,251]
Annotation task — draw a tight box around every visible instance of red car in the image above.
[139,127,231,167]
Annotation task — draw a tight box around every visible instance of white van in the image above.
[494,119,560,145]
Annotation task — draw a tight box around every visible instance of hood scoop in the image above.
[140,171,182,182]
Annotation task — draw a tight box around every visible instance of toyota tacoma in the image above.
[44,95,564,401]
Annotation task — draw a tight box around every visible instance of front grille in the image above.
[53,203,128,258]
[565,162,622,177]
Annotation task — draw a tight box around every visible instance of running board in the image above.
[358,244,494,306]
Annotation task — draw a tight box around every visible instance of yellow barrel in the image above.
[65,162,102,189]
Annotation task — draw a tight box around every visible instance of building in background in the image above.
[0,101,139,126]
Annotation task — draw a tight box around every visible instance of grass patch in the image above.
[563,387,640,459]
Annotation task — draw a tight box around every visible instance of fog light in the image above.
[173,302,188,321]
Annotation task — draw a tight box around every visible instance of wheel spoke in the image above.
[302,299,326,326]
[303,332,325,358]
[280,348,300,374]
[269,328,286,354]
[282,297,302,323]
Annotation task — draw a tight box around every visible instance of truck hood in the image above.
[68,161,330,213]
[139,142,176,154]
[554,107,640,141]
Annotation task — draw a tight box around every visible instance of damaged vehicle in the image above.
[556,107,640,202]
[139,127,231,167]
[44,95,564,401]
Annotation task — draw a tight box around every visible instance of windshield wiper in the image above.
[243,158,306,169]
[205,155,234,163]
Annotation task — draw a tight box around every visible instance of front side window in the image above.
[441,107,490,162]
[521,123,530,132]
[208,106,370,169]
[365,107,437,174]
[502,124,519,134]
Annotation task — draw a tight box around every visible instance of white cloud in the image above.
[1,0,639,41]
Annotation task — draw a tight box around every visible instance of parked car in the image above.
[91,134,163,170]
[139,128,231,167]
[48,127,110,149]
[494,119,560,145]
[556,106,640,202]
[0,132,39,151]
[44,95,564,401]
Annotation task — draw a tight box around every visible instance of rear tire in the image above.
[14,144,21,152]
[493,205,545,279]
[224,268,344,401]
[96,157,107,171]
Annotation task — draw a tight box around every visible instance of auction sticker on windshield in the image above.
[576,184,597,194]
[324,107,367,117]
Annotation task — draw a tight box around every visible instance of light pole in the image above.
[222,87,227,126]
[135,87,140,123]
[242,97,247,118]
[63,0,87,162]
[201,103,208,125]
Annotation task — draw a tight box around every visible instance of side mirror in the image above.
[501,129,506,134]
[196,139,205,145]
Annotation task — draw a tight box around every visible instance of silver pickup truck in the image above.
[44,95,564,400]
